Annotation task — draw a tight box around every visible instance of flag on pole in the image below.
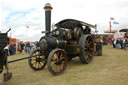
[26,25,29,29]
[110,17,115,20]
[113,21,119,24]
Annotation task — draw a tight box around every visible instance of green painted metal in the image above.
[65,45,80,54]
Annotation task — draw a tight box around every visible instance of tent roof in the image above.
[119,28,128,32]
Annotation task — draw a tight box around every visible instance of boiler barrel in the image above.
[39,36,67,51]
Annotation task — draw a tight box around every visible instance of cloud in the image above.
[1,0,128,41]
[4,8,36,24]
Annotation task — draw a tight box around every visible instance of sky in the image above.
[0,0,128,41]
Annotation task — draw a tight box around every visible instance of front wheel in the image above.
[28,49,47,71]
[47,49,68,75]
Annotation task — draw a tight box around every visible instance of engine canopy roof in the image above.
[55,19,95,29]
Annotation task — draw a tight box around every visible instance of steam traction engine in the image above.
[0,3,96,80]
[28,3,95,75]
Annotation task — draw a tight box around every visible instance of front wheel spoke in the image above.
[40,58,46,62]
[35,62,39,68]
[40,59,44,63]
[37,63,40,68]
[33,62,36,68]
[31,60,36,64]
[40,55,45,58]
[36,55,40,58]
[39,62,43,68]
[42,60,46,64]
[31,58,36,61]
[32,54,40,57]
[39,62,44,67]
[32,53,36,56]
[36,51,39,55]
[38,63,41,68]
[37,62,40,68]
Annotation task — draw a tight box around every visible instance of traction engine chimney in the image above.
[44,3,53,35]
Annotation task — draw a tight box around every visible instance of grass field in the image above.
[0,46,128,85]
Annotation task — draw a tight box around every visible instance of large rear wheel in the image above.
[79,34,94,64]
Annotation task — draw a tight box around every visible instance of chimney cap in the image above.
[44,3,53,10]
[45,3,51,7]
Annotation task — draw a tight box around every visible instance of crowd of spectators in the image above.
[112,38,127,50]
[17,41,40,54]
[4,41,40,56]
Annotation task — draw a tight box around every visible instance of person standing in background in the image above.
[31,42,35,52]
[123,38,126,50]
[120,38,123,49]
[112,38,116,48]
[26,42,30,53]
[35,41,40,49]
[116,38,121,48]
[19,41,24,53]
